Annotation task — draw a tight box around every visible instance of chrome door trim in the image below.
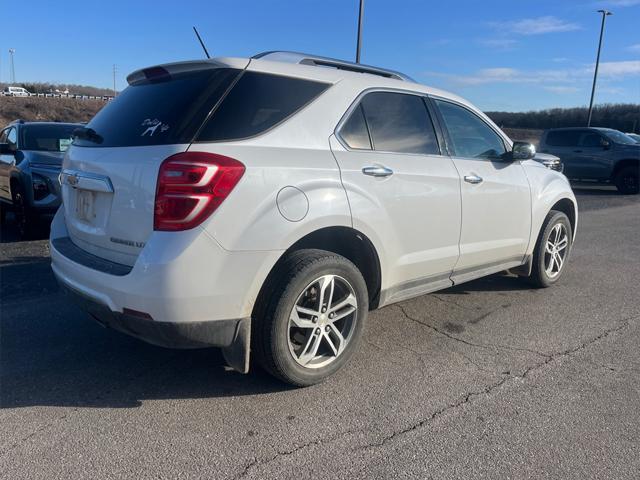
[362,165,394,177]
[463,174,483,184]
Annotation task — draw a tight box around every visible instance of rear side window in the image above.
[359,92,440,155]
[545,130,581,147]
[74,68,241,147]
[339,104,372,149]
[22,124,76,152]
[196,71,329,142]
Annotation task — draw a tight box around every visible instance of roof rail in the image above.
[252,51,414,82]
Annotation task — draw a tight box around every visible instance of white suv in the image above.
[50,52,577,386]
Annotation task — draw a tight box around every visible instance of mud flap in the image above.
[221,317,251,373]
[508,255,533,277]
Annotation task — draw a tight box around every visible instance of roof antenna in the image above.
[355,0,364,63]
[193,26,211,59]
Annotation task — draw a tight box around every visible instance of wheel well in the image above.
[271,227,382,310]
[551,198,576,235]
[612,159,639,180]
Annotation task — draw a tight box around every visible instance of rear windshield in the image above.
[74,68,241,147]
[22,124,77,152]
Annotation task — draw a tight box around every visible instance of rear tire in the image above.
[614,166,639,194]
[526,210,572,288]
[253,249,368,387]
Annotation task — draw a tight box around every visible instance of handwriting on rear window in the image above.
[141,119,169,137]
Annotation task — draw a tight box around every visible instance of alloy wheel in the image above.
[287,274,358,369]
[544,223,569,279]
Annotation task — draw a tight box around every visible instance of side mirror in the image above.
[510,141,536,161]
[0,143,15,155]
[602,140,611,150]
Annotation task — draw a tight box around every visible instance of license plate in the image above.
[76,190,95,222]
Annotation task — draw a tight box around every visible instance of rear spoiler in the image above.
[126,58,250,86]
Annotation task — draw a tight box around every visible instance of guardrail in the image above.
[1,92,114,101]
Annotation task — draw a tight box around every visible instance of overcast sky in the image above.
[1,0,638,111]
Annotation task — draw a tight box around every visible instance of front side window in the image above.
[435,100,506,159]
[358,92,439,155]
[580,132,607,148]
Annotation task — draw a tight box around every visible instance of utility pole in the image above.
[112,64,117,96]
[9,48,16,84]
[587,10,612,127]
[355,0,364,63]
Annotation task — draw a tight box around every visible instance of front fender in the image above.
[523,162,578,256]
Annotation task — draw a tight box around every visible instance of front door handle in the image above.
[362,165,393,177]
[464,174,483,184]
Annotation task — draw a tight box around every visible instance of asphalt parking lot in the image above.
[1,187,639,479]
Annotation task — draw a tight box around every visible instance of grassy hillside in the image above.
[0,97,104,126]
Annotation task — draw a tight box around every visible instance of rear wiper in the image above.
[72,126,103,144]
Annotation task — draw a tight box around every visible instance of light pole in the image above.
[587,10,612,127]
[8,48,16,84]
[113,64,117,96]
[355,0,364,63]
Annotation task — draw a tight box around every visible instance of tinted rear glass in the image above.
[339,104,372,149]
[196,71,329,142]
[22,124,77,152]
[361,92,439,155]
[545,130,581,147]
[74,68,240,147]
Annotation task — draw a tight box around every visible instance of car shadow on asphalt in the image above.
[1,261,293,410]
[0,257,537,410]
[1,214,51,243]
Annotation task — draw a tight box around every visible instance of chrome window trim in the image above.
[334,87,445,158]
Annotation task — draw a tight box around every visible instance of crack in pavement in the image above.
[396,304,550,359]
[234,429,358,479]
[356,314,636,452]
[0,409,77,459]
[234,314,636,478]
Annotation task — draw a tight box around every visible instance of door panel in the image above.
[433,98,531,274]
[451,157,531,271]
[330,136,461,293]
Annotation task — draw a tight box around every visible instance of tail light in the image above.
[154,152,245,231]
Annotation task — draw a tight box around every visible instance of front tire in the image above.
[12,185,37,239]
[614,166,639,194]
[526,210,572,288]
[253,249,368,387]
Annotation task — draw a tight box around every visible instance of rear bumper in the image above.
[60,280,246,349]
[49,208,282,354]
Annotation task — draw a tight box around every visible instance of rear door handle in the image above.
[362,165,393,177]
[464,174,483,184]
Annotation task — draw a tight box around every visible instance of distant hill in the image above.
[0,97,105,126]
[487,104,640,134]
[0,81,114,97]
